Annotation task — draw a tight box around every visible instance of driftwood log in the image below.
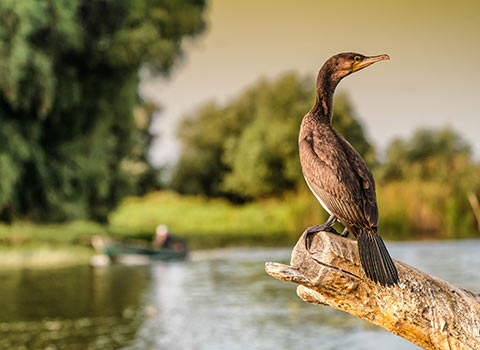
[265,231,480,350]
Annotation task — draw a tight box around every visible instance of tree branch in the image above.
[265,231,480,350]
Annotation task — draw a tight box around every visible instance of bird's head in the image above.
[320,52,390,86]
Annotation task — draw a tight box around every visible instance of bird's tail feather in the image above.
[357,230,399,286]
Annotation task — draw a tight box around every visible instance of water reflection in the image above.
[0,265,151,349]
[0,241,479,349]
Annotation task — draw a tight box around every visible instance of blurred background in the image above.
[0,0,479,349]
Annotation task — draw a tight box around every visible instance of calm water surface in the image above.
[1,240,479,350]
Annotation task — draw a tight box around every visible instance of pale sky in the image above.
[140,0,480,167]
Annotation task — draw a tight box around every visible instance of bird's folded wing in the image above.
[332,130,379,226]
[299,131,377,227]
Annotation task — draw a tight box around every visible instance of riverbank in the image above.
[1,188,478,268]
[0,221,103,268]
[0,246,93,269]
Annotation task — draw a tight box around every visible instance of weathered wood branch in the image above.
[265,231,480,350]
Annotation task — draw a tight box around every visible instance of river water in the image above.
[1,240,479,350]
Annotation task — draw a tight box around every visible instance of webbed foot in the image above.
[304,215,337,251]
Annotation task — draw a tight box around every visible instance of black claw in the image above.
[305,226,326,251]
[305,233,312,251]
[305,231,318,251]
[340,228,349,237]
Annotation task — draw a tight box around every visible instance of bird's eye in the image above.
[354,56,361,62]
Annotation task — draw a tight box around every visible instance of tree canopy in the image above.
[0,0,206,222]
[171,72,376,199]
[378,127,473,183]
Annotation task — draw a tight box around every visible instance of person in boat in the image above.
[153,225,186,253]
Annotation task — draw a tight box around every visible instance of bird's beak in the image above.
[353,54,390,72]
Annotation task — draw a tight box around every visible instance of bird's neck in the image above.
[311,65,340,124]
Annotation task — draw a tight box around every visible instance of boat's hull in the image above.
[105,244,188,263]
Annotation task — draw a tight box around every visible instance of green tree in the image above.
[0,0,206,222]
[172,73,376,199]
[378,127,472,183]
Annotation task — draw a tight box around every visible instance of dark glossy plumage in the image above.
[300,121,378,227]
[299,52,399,286]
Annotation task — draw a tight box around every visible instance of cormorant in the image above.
[299,52,399,286]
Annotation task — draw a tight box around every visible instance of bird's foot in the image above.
[305,225,324,235]
[305,224,338,235]
[304,215,338,252]
[305,225,338,251]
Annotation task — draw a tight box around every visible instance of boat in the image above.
[90,236,188,265]
[104,242,188,263]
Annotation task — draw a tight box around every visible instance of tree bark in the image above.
[265,231,480,350]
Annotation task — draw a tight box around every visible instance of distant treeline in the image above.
[171,73,480,238]
[171,73,376,199]
[0,0,207,222]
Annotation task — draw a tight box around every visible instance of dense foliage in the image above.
[0,0,206,222]
[378,128,472,183]
[377,128,480,237]
[172,73,375,199]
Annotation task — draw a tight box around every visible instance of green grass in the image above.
[0,221,106,268]
[108,191,308,249]
[0,220,107,245]
[109,187,480,244]
[377,181,479,240]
